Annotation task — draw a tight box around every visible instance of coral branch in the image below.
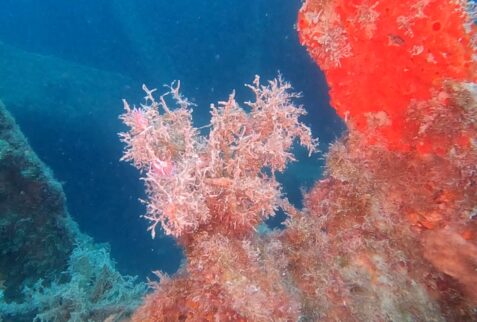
[120,75,317,239]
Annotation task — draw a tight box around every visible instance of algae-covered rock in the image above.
[0,100,75,302]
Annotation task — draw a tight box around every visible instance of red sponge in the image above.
[298,0,476,152]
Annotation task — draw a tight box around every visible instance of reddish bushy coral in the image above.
[120,76,316,240]
[282,88,477,319]
[133,233,301,321]
[121,76,315,320]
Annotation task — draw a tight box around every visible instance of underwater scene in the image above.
[0,0,476,321]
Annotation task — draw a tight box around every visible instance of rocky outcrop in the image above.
[0,100,75,302]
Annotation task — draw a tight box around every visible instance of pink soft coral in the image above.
[120,76,316,321]
[120,75,317,240]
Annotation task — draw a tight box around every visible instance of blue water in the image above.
[0,0,343,280]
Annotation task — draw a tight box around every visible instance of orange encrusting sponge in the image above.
[298,0,476,152]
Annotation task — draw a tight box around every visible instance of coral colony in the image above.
[120,0,477,320]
